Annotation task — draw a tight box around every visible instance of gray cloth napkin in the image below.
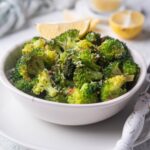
[0,0,75,37]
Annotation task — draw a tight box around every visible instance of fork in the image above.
[114,65,150,150]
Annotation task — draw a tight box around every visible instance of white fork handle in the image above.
[114,95,150,150]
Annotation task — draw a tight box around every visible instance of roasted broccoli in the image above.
[55,29,79,50]
[85,32,101,45]
[22,38,58,68]
[14,78,36,93]
[68,82,99,104]
[32,69,58,97]
[32,38,46,49]
[45,91,67,103]
[73,66,102,88]
[76,39,93,50]
[101,75,127,101]
[11,29,140,104]
[77,49,100,70]
[103,61,122,78]
[27,57,45,76]
[44,48,58,67]
[98,39,127,61]
[15,56,31,81]
[22,37,46,55]
[63,58,76,80]
[123,59,139,76]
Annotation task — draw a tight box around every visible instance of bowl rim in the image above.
[0,42,147,108]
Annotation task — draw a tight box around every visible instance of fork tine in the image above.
[147,85,150,94]
[147,64,150,73]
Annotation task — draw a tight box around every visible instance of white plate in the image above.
[0,84,150,150]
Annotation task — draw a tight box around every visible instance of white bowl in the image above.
[0,42,147,126]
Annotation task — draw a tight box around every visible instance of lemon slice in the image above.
[36,19,90,40]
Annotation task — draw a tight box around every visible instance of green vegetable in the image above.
[55,29,79,50]
[11,29,140,104]
[14,79,36,93]
[68,82,99,104]
[32,38,46,49]
[45,91,67,103]
[78,49,100,70]
[15,56,31,81]
[99,39,127,61]
[123,59,139,76]
[73,66,102,88]
[86,32,101,45]
[27,56,45,76]
[101,75,127,101]
[76,39,93,50]
[63,58,76,80]
[103,61,122,78]
[32,69,58,97]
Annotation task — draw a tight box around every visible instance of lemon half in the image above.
[36,19,91,40]
[109,10,144,39]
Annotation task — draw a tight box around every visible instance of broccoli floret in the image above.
[59,51,70,64]
[67,88,81,104]
[31,37,40,41]
[101,75,127,101]
[22,37,46,55]
[98,39,127,61]
[27,57,45,76]
[22,43,33,55]
[32,38,46,49]
[100,36,113,43]
[103,61,122,79]
[32,69,58,97]
[76,39,93,50]
[22,38,58,68]
[122,59,140,82]
[16,56,31,81]
[47,39,63,54]
[123,59,139,75]
[77,49,100,70]
[45,91,67,103]
[63,58,76,80]
[85,32,101,45]
[68,82,99,104]
[73,67,102,88]
[51,63,65,86]
[14,79,36,93]
[10,68,22,83]
[55,29,79,50]
[52,62,75,88]
[44,46,58,66]
[16,50,47,80]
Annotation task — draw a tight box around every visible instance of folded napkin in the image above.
[0,0,76,37]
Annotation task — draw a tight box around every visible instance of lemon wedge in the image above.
[89,18,100,31]
[36,19,90,40]
[109,10,144,39]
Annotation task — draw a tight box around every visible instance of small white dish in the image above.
[0,84,149,150]
[75,0,125,20]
